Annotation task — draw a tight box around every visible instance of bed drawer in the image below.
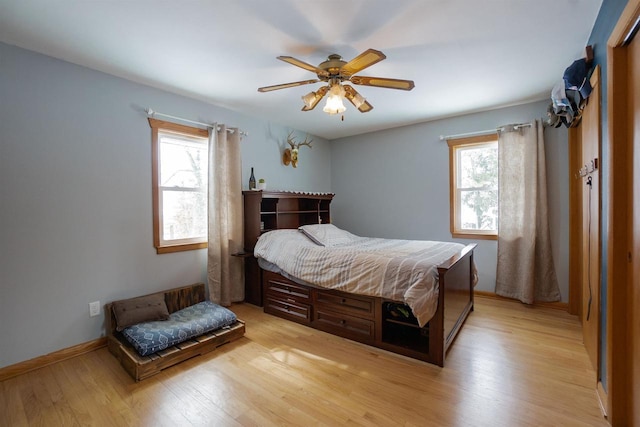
[264,297,311,324]
[265,278,311,302]
[315,290,375,318]
[314,308,375,343]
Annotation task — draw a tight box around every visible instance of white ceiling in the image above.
[0,1,602,140]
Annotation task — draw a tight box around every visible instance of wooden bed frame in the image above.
[243,191,476,366]
[106,283,245,381]
[261,244,475,366]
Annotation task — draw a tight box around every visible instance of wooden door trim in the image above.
[605,0,640,423]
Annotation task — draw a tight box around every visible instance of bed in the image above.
[252,221,476,366]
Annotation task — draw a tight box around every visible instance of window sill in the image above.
[451,232,497,241]
[156,242,208,254]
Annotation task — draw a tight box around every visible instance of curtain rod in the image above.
[439,122,536,141]
[146,108,248,136]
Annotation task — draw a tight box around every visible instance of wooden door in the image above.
[568,126,582,317]
[606,1,640,423]
[578,68,601,372]
[628,19,640,426]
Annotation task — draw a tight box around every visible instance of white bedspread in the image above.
[253,228,468,327]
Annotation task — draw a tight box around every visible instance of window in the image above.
[149,118,209,253]
[447,134,498,240]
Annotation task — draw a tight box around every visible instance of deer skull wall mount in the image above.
[283,131,313,168]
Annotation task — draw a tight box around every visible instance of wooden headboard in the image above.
[242,190,334,306]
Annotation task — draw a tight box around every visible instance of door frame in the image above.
[605,0,640,423]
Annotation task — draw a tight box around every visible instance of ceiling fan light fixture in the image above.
[323,84,346,115]
[260,49,413,114]
[301,91,317,109]
[351,92,366,109]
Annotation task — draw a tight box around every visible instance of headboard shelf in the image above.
[242,190,334,305]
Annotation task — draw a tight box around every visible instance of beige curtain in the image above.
[495,120,560,303]
[207,124,244,306]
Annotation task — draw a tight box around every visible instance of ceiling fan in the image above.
[258,48,415,115]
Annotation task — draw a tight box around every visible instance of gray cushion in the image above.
[121,301,238,356]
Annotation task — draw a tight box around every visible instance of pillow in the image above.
[298,224,359,247]
[112,293,170,331]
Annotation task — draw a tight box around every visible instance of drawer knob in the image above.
[341,298,346,304]
[340,319,346,325]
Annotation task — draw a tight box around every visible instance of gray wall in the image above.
[0,40,571,370]
[330,101,570,300]
[0,42,331,368]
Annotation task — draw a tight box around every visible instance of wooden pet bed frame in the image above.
[106,283,245,381]
[261,243,476,367]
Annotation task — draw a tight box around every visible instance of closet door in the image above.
[569,66,602,372]
[568,66,601,373]
[579,67,601,373]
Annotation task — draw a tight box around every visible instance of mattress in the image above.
[254,226,470,327]
[121,301,237,357]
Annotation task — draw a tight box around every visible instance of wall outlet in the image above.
[89,301,100,317]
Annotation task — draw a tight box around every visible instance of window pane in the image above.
[162,190,207,241]
[160,134,207,188]
[448,134,498,239]
[459,145,497,189]
[460,189,497,230]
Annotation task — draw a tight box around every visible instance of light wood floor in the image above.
[1,296,607,426]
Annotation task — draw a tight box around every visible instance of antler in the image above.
[296,135,313,149]
[286,132,313,150]
[286,131,296,149]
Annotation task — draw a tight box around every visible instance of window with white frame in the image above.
[149,118,209,253]
[447,134,498,240]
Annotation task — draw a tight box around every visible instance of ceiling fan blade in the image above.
[258,79,320,92]
[278,56,330,78]
[343,85,373,113]
[301,85,329,111]
[341,49,386,76]
[350,76,415,91]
